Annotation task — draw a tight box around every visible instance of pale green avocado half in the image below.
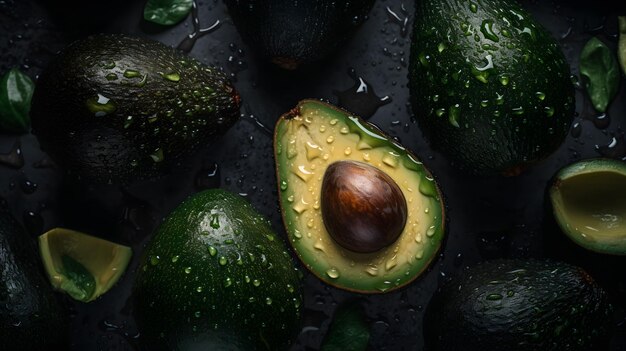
[550,158,626,255]
[274,99,445,293]
[39,228,132,302]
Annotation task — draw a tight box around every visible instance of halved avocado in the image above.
[39,228,132,302]
[274,100,445,293]
[550,159,626,255]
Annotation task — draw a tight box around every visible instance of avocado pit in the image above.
[321,160,408,253]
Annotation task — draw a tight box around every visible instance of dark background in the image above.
[0,0,625,350]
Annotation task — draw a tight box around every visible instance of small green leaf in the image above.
[579,37,620,113]
[60,255,97,302]
[619,17,626,76]
[144,0,193,26]
[0,68,34,133]
[321,301,370,351]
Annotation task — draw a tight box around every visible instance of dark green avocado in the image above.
[224,0,375,69]
[0,207,68,350]
[424,259,613,351]
[409,0,574,175]
[31,34,240,184]
[133,189,302,350]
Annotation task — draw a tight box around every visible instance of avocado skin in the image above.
[224,0,375,68]
[31,34,240,184]
[424,259,613,351]
[0,208,68,350]
[133,189,302,351]
[409,0,574,175]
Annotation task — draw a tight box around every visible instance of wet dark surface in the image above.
[0,0,625,350]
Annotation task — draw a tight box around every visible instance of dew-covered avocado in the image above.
[133,189,302,350]
[424,259,613,351]
[0,208,68,349]
[409,0,574,175]
[224,0,375,69]
[550,158,626,255]
[31,34,240,184]
[274,100,445,293]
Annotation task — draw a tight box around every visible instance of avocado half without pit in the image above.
[274,100,445,293]
[550,158,626,255]
[38,228,132,302]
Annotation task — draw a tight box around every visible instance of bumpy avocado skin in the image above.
[133,189,302,351]
[409,0,574,175]
[0,208,68,350]
[31,34,240,184]
[424,259,613,351]
[224,0,375,68]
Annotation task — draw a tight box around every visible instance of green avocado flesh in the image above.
[409,0,574,175]
[0,210,68,349]
[30,34,240,184]
[133,189,302,351]
[38,228,132,302]
[424,259,613,351]
[550,159,626,255]
[274,100,445,293]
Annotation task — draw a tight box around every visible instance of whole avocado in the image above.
[31,34,240,184]
[409,0,574,175]
[224,0,375,69]
[424,259,613,351]
[133,189,302,350]
[0,207,68,350]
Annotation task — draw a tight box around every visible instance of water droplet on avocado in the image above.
[436,108,446,117]
[210,213,220,229]
[365,265,379,276]
[544,106,555,117]
[123,69,141,78]
[207,246,217,256]
[469,1,478,13]
[305,141,322,160]
[223,278,232,287]
[344,147,352,156]
[426,225,436,237]
[150,255,160,265]
[196,286,204,292]
[486,293,503,301]
[162,72,180,82]
[219,256,228,266]
[150,148,164,163]
[415,249,424,259]
[171,255,179,263]
[280,180,288,191]
[86,93,117,117]
[535,91,546,101]
[326,268,340,279]
[184,267,192,274]
[293,165,314,182]
[265,297,273,305]
[253,279,261,287]
[194,311,201,318]
[499,75,510,86]
[385,256,398,271]
[480,20,499,42]
[512,107,525,115]
[382,152,400,168]
[105,73,118,81]
[449,104,461,128]
[326,136,335,144]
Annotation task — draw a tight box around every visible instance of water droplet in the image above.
[162,72,180,82]
[292,165,314,182]
[344,147,352,156]
[123,69,141,78]
[535,92,546,101]
[196,286,203,293]
[171,255,179,263]
[385,256,397,271]
[326,268,340,279]
[480,20,499,42]
[208,246,217,256]
[210,213,220,229]
[184,267,192,274]
[326,136,335,144]
[382,152,400,167]
[265,297,273,305]
[253,279,261,287]
[224,278,232,287]
[150,148,164,163]
[219,256,228,266]
[150,255,160,265]
[544,106,555,117]
[426,225,436,237]
[86,93,116,117]
[449,104,461,128]
[292,198,308,214]
[499,75,510,86]
[305,141,322,160]
[486,293,503,301]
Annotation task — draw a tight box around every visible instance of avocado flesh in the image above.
[550,159,626,255]
[409,0,574,175]
[224,0,375,69]
[275,100,444,293]
[0,209,68,349]
[133,189,302,350]
[30,34,240,184]
[38,228,132,302]
[424,259,613,351]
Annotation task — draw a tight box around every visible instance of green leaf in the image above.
[321,301,370,351]
[619,17,626,76]
[579,37,620,113]
[143,0,193,26]
[0,68,34,133]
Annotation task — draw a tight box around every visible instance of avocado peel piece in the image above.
[274,100,445,294]
[550,158,626,255]
[38,228,132,302]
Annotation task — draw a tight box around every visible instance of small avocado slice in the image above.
[38,228,132,302]
[409,0,574,175]
[224,0,375,69]
[133,189,302,350]
[550,159,626,255]
[424,259,613,351]
[30,34,240,184]
[274,100,445,293]
[0,209,69,349]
